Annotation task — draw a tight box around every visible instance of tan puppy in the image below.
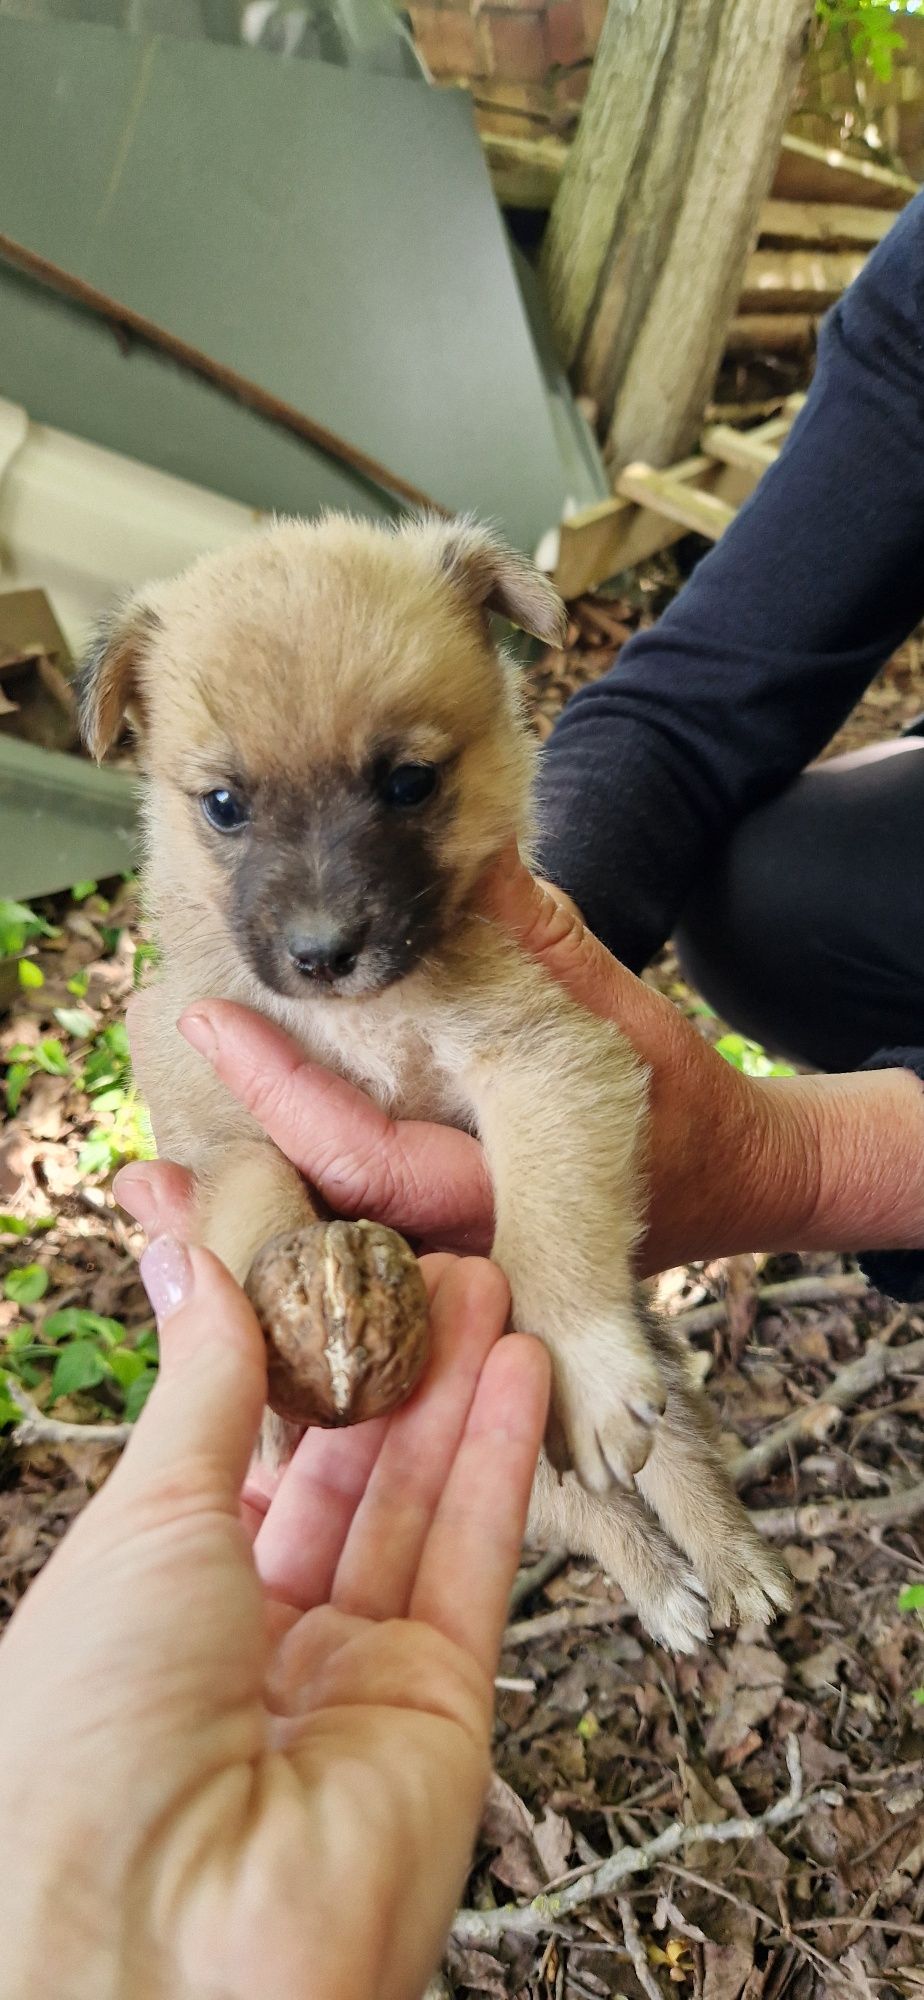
[80,514,790,1651]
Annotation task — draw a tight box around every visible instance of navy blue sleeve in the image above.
[536,189,924,972]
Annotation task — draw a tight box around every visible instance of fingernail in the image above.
[113,1165,155,1224]
[179,1009,217,1061]
[140,1235,193,1324]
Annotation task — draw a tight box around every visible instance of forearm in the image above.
[640,1064,924,1278]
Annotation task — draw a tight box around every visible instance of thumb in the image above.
[178,1001,492,1247]
[481,846,622,1021]
[111,1238,267,1509]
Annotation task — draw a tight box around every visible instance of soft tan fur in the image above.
[82,513,791,1652]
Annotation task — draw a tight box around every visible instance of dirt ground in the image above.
[1,567,923,1998]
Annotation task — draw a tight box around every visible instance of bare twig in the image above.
[617,1895,664,2000]
[453,1738,839,1945]
[504,1600,621,1648]
[752,1478,924,1540]
[732,1336,924,1488]
[508,1547,568,1614]
[672,1271,868,1339]
[8,1381,131,1452]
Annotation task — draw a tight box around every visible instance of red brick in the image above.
[479,8,550,82]
[409,3,484,75]
[547,0,591,68]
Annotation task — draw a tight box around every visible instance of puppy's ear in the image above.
[77,602,160,760]
[420,517,567,646]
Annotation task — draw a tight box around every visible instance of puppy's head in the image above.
[79,514,565,1000]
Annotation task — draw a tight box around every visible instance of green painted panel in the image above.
[0,738,139,900]
[0,15,571,550]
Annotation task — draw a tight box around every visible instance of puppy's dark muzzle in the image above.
[285,918,369,985]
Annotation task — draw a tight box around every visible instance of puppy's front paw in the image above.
[702,1533,794,1631]
[549,1333,667,1493]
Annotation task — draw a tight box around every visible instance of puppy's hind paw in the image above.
[637,1563,713,1656]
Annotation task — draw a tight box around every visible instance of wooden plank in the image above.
[772,132,916,210]
[617,464,737,541]
[741,247,866,311]
[483,132,567,208]
[759,199,897,248]
[726,312,820,355]
[700,423,779,473]
[553,460,752,600]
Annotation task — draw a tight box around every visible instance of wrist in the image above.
[779,1067,924,1254]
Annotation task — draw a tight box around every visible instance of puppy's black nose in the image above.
[285,920,367,983]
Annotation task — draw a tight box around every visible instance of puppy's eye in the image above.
[376,762,439,811]
[200,787,250,833]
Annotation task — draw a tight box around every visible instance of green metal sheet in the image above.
[0,15,573,551]
[0,737,138,900]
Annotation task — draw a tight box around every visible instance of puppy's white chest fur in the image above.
[268,984,473,1129]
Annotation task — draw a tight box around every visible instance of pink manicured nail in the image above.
[140,1235,193,1324]
[179,1009,217,1060]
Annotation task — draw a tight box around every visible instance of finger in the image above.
[113,1160,198,1239]
[409,1333,550,1674]
[109,1239,266,1512]
[254,1254,455,1608]
[177,1001,492,1251]
[331,1258,511,1622]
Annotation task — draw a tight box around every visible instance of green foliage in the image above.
[0,1304,159,1426]
[78,1019,155,1175]
[17,958,44,990]
[4,1264,50,1305]
[816,1,915,82]
[4,1036,71,1113]
[898,1583,924,1704]
[0,1214,54,1237]
[132,938,161,987]
[714,1031,796,1079]
[71,880,98,902]
[0,897,57,958]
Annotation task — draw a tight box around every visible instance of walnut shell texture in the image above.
[245,1219,430,1427]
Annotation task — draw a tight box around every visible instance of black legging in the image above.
[676,735,924,1073]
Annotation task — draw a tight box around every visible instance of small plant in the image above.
[4,1036,71,1113]
[714,1031,796,1080]
[898,1583,924,1705]
[0,895,59,994]
[0,1306,158,1429]
[79,1020,155,1175]
[816,1,913,83]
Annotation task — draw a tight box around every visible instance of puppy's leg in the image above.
[527,1455,712,1655]
[635,1321,793,1627]
[463,967,664,1494]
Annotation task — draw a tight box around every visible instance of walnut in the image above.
[245,1219,430,1427]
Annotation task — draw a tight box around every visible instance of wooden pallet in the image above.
[553,398,805,600]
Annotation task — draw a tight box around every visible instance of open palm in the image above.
[0,1247,548,2000]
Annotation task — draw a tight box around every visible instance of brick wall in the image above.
[407,0,606,137]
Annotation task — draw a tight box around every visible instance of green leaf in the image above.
[78,1133,118,1176]
[123,1370,156,1423]
[5,1064,29,1114]
[42,1308,124,1345]
[134,1324,159,1363]
[913,1687,924,1707]
[54,1007,95,1039]
[100,926,121,955]
[898,1583,924,1612]
[106,1346,147,1388]
[0,897,55,955]
[48,1341,113,1404]
[17,957,44,990]
[71,880,98,902]
[0,1374,21,1430]
[34,1038,70,1078]
[4,1264,50,1305]
[0,1214,31,1237]
[67,969,90,998]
